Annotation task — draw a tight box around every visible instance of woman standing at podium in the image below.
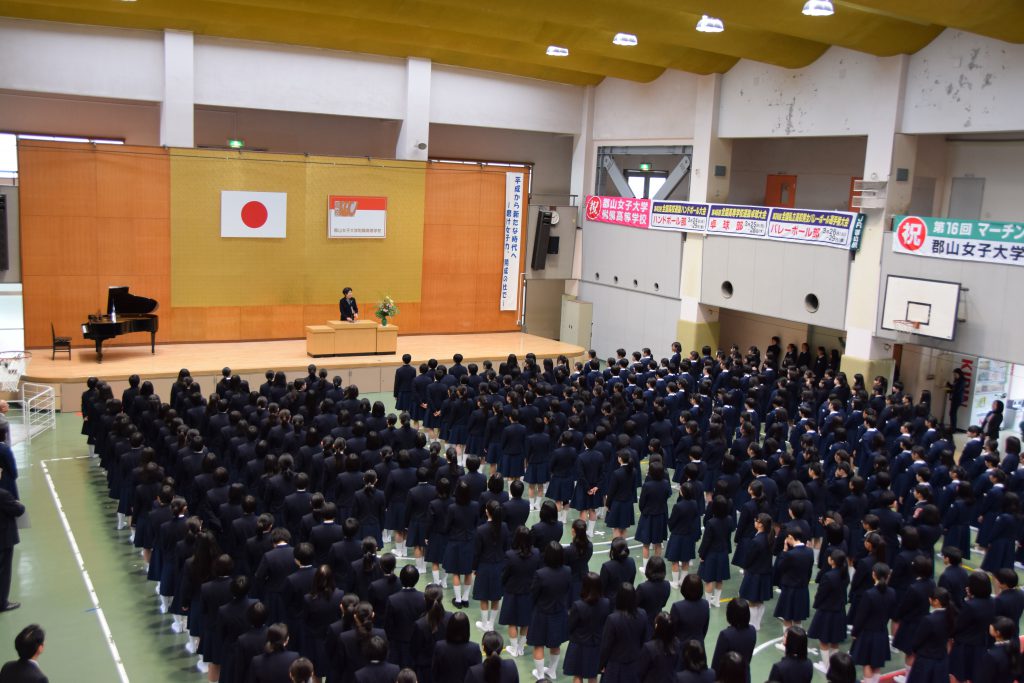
[339,287,359,321]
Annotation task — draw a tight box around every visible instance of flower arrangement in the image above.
[374,295,399,326]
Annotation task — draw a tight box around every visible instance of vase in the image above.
[380,317,387,327]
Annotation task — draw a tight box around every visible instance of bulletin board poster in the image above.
[501,172,525,311]
[706,204,769,238]
[766,208,861,250]
[328,196,387,238]
[649,200,709,233]
[584,195,651,229]
[892,215,1024,267]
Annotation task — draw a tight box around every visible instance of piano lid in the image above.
[106,286,159,316]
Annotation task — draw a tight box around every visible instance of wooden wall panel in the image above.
[419,163,527,334]
[19,141,171,349]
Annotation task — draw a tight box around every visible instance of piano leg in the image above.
[150,332,156,354]
[94,339,104,363]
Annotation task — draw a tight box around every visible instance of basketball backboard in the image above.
[881,275,960,341]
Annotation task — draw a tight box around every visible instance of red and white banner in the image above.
[221,191,287,238]
[584,195,650,229]
[328,196,387,238]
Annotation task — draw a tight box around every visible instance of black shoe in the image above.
[0,602,20,612]
[451,597,463,609]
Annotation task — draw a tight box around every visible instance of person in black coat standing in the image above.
[598,583,648,683]
[247,623,299,683]
[0,486,25,612]
[0,624,47,683]
[905,587,953,683]
[339,287,359,321]
[711,599,756,682]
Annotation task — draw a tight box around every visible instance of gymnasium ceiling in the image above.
[2,0,1023,86]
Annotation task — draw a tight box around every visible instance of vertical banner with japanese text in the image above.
[501,172,525,311]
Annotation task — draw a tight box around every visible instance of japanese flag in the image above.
[221,191,287,238]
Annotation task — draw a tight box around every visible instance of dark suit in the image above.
[0,660,48,683]
[339,296,359,321]
[0,489,25,607]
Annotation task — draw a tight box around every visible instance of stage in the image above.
[22,332,585,411]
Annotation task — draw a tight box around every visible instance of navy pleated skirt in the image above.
[546,476,575,503]
[773,586,810,621]
[443,539,474,575]
[527,611,568,648]
[605,501,635,529]
[807,608,847,644]
[635,513,667,545]
[738,572,773,603]
[425,532,448,564]
[906,656,949,683]
[665,533,698,563]
[498,592,532,627]
[563,642,601,678]
[698,551,730,583]
[850,631,891,668]
[472,561,505,601]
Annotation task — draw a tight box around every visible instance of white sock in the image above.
[480,608,490,624]
[557,509,567,523]
[533,657,545,679]
[820,647,831,668]
[812,547,820,564]
[586,520,596,536]
[440,570,448,587]
[704,591,714,604]
[548,652,561,674]
[712,588,722,604]
[671,569,680,585]
[116,512,126,529]
[383,531,392,543]
[454,584,463,601]
[432,569,441,584]
[751,605,764,630]
[518,635,527,653]
[417,557,427,573]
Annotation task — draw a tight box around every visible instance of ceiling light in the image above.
[695,15,725,33]
[612,33,638,47]
[802,0,834,16]
[546,45,569,57]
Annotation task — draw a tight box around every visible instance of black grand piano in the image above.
[81,286,159,363]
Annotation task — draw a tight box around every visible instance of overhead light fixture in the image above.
[546,45,569,57]
[802,0,834,16]
[612,33,638,47]
[695,15,725,32]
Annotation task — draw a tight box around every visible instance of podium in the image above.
[305,320,399,357]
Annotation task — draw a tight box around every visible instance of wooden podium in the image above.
[305,320,399,357]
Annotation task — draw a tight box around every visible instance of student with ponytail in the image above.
[635,459,671,570]
[807,549,848,674]
[563,519,593,602]
[426,478,451,588]
[411,584,450,683]
[738,512,774,631]
[444,480,480,608]
[603,450,636,538]
[464,631,518,683]
[335,602,386,683]
[849,563,897,683]
[527,541,571,681]
[905,586,953,683]
[635,611,677,683]
[473,499,510,632]
[950,570,997,683]
[350,537,383,599]
[976,616,1023,683]
[697,495,734,608]
[598,583,649,683]
[665,480,700,586]
[498,526,541,658]
[563,572,611,683]
[248,623,300,683]
[768,625,813,683]
[352,470,386,547]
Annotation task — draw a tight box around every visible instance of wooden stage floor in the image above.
[24,332,585,384]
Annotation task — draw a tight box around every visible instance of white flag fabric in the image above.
[221,191,287,238]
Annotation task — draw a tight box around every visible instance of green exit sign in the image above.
[639,162,652,171]
[227,139,245,149]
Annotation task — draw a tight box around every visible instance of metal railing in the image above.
[8,382,56,444]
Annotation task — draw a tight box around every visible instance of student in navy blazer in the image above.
[527,542,572,680]
[905,587,953,683]
[949,571,997,683]
[710,599,756,682]
[892,556,936,659]
[497,526,541,657]
[432,612,482,683]
[670,574,711,652]
[247,623,300,683]
[354,635,401,683]
[975,617,1021,683]
[598,583,649,683]
[384,565,426,667]
[849,563,897,680]
[562,571,611,682]
[411,585,450,683]
[772,528,815,628]
[393,355,417,413]
[334,602,387,683]
[464,631,518,683]
[635,612,678,683]
[768,626,814,683]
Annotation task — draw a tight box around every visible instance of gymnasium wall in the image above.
[18,141,526,348]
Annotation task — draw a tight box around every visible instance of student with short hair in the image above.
[0,624,46,683]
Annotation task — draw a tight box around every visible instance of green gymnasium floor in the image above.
[0,397,1018,682]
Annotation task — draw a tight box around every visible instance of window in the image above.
[625,170,668,199]
[0,135,15,179]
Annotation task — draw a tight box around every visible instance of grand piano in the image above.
[81,286,159,363]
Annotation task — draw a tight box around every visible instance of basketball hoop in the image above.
[892,320,920,345]
[0,351,31,392]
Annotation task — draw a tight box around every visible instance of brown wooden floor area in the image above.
[24,332,585,383]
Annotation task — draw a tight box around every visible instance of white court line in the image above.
[40,458,130,683]
[752,636,784,655]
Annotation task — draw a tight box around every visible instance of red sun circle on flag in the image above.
[896,216,927,252]
[240,201,269,229]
